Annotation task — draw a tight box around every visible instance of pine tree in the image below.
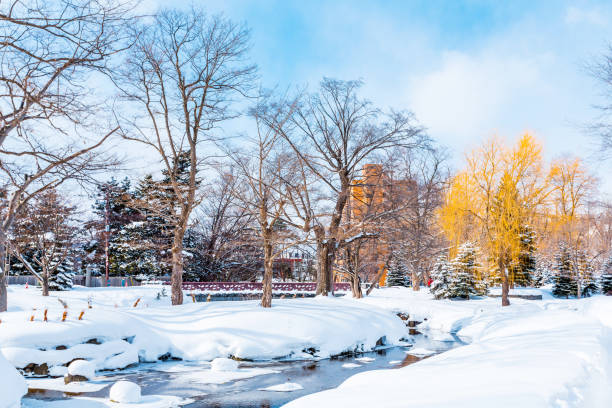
[600,256,612,295]
[450,242,483,299]
[386,252,409,287]
[552,243,577,298]
[576,250,598,297]
[430,256,453,299]
[510,226,536,287]
[49,255,75,291]
[532,255,552,288]
[85,177,140,276]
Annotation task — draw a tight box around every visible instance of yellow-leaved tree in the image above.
[439,134,550,306]
[549,157,597,298]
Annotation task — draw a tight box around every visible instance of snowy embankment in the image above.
[0,352,27,408]
[0,285,405,375]
[284,288,612,408]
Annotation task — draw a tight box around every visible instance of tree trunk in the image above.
[0,228,8,312]
[351,273,362,298]
[499,259,510,307]
[42,268,49,297]
[261,239,273,308]
[366,263,386,296]
[315,227,329,296]
[170,232,184,306]
[412,270,420,291]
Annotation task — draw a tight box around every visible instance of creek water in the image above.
[24,332,464,408]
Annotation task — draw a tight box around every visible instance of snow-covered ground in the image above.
[0,285,404,373]
[3,284,612,407]
[285,287,612,408]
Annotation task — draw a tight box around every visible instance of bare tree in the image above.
[116,8,255,305]
[589,45,612,158]
[188,170,256,281]
[228,98,312,307]
[385,146,449,290]
[0,0,136,312]
[11,188,77,296]
[273,78,424,295]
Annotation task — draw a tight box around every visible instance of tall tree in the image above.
[117,8,255,305]
[0,0,135,311]
[600,255,612,295]
[272,78,424,295]
[440,134,550,306]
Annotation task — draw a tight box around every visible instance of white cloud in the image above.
[565,6,607,26]
[409,51,547,150]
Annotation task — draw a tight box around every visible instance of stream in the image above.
[23,332,464,407]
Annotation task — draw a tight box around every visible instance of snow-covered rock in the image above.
[210,357,239,372]
[0,352,26,408]
[67,359,95,379]
[110,380,141,403]
[48,365,68,377]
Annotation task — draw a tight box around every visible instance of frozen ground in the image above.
[2,285,612,407]
[0,284,406,408]
[285,287,612,408]
[0,285,405,369]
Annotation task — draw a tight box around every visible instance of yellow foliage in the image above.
[438,133,551,302]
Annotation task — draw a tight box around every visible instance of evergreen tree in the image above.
[85,177,140,276]
[49,254,75,291]
[576,250,598,297]
[510,226,536,286]
[430,256,453,299]
[600,256,612,295]
[386,252,409,287]
[552,243,577,298]
[532,255,552,287]
[450,242,483,298]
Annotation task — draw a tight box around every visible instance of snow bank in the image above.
[1,286,406,372]
[0,352,27,408]
[285,292,612,408]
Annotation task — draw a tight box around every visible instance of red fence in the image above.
[179,281,351,293]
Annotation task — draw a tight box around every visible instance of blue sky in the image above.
[141,0,612,189]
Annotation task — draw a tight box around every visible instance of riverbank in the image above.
[0,285,405,376]
[286,288,612,408]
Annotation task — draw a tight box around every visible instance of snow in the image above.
[67,359,96,379]
[259,382,304,392]
[1,285,405,369]
[7,284,612,407]
[22,395,191,408]
[405,347,435,356]
[210,357,239,371]
[180,367,278,384]
[110,381,142,403]
[0,351,27,408]
[285,287,612,408]
[49,365,68,377]
[27,378,109,393]
[354,357,375,363]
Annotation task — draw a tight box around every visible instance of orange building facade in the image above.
[342,164,416,285]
